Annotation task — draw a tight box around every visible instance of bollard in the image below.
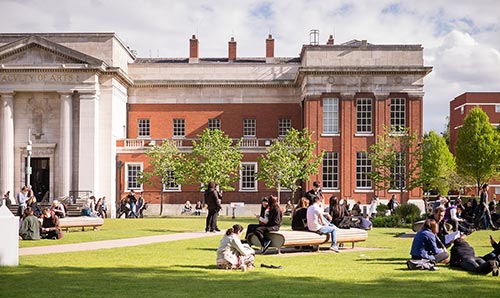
[0,200,19,266]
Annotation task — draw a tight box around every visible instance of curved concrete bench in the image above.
[247,228,368,253]
[59,216,104,231]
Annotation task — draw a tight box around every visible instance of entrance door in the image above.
[26,158,50,202]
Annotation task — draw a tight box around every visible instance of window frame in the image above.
[278,118,292,137]
[137,118,150,139]
[243,118,256,138]
[125,162,143,191]
[355,152,372,189]
[322,97,339,134]
[162,170,181,192]
[239,162,258,191]
[390,152,406,190]
[173,118,186,138]
[356,98,372,134]
[390,97,406,133]
[322,151,339,190]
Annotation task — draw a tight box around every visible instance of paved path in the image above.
[19,231,220,256]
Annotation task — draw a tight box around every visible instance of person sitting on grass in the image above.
[410,219,449,264]
[182,200,193,214]
[40,207,63,240]
[193,201,203,216]
[449,234,499,276]
[307,196,340,252]
[291,197,309,231]
[19,207,40,240]
[216,224,255,271]
[27,196,43,218]
[253,195,282,253]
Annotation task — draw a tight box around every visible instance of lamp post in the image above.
[26,128,32,188]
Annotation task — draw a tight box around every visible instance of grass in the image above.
[3,217,500,298]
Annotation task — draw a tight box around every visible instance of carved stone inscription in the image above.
[0,72,84,84]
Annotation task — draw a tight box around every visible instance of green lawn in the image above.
[3,217,500,298]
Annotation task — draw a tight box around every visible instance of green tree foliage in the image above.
[422,130,456,195]
[368,126,423,202]
[184,128,243,191]
[455,107,500,193]
[257,128,323,203]
[138,139,187,215]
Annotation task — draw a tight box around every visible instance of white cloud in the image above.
[1,0,499,132]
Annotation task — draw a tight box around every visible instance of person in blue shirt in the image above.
[410,218,449,264]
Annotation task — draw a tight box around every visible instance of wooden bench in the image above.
[59,216,104,231]
[247,228,368,253]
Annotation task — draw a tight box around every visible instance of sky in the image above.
[1,0,499,133]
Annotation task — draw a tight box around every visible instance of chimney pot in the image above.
[327,34,334,45]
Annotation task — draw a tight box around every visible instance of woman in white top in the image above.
[216,224,255,270]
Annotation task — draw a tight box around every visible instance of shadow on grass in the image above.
[356,257,409,265]
[1,264,497,298]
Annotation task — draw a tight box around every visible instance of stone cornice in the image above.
[132,79,295,88]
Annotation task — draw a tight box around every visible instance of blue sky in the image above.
[1,0,499,133]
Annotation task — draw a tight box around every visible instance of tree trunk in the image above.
[160,189,164,216]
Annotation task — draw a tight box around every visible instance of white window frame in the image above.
[208,118,221,130]
[323,97,339,134]
[162,170,181,192]
[138,118,150,138]
[390,152,406,190]
[496,105,500,113]
[125,162,143,191]
[356,152,372,189]
[173,118,185,138]
[239,162,258,191]
[278,118,291,137]
[356,98,372,134]
[390,97,406,133]
[322,151,339,190]
[243,119,256,138]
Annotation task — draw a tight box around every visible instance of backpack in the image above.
[406,259,437,271]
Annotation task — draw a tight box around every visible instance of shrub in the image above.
[394,203,421,224]
[371,215,401,227]
[376,204,388,216]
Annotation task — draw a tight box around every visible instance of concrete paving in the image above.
[19,231,221,256]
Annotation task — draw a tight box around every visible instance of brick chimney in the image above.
[189,34,199,63]
[327,34,334,45]
[228,37,236,61]
[266,34,275,63]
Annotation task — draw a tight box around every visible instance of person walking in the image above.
[205,182,222,232]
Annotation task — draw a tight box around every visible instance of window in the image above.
[240,163,257,191]
[356,98,372,133]
[126,163,142,190]
[322,152,339,190]
[138,119,150,138]
[173,119,185,138]
[356,152,372,189]
[208,118,221,130]
[243,119,256,138]
[390,152,406,190]
[323,98,339,134]
[390,98,406,132]
[496,105,500,113]
[278,118,291,137]
[163,170,181,191]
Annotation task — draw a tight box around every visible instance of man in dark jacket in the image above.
[205,182,222,232]
[450,236,498,275]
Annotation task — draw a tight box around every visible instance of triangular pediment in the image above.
[0,35,105,67]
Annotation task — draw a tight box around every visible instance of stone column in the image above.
[78,92,100,196]
[1,93,15,197]
[59,92,73,198]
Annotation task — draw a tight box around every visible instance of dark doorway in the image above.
[26,158,50,202]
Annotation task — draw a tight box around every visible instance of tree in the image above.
[368,126,423,203]
[184,128,243,191]
[257,128,323,204]
[455,107,500,194]
[421,130,455,195]
[138,139,187,216]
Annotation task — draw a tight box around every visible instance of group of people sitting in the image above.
[181,200,205,215]
[409,202,500,275]
[80,195,108,218]
[19,206,63,240]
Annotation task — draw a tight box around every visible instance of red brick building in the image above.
[116,35,431,207]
